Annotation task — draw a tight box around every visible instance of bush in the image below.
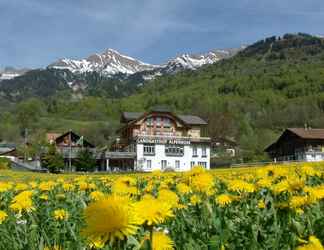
[0,157,11,170]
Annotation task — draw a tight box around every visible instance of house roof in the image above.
[178,115,208,125]
[287,128,324,139]
[121,112,144,123]
[121,112,207,125]
[0,143,16,155]
[53,131,95,148]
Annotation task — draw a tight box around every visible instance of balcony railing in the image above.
[134,134,211,143]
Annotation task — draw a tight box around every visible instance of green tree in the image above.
[75,149,96,172]
[42,144,65,173]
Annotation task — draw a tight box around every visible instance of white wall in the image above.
[136,143,210,172]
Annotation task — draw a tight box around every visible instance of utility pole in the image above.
[24,128,28,162]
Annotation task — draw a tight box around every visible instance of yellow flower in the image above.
[15,183,29,191]
[158,189,179,209]
[82,195,140,244]
[258,200,266,209]
[190,194,201,206]
[271,180,290,195]
[152,231,174,250]
[289,195,308,209]
[78,181,90,191]
[0,210,8,224]
[304,185,324,203]
[62,183,74,192]
[39,181,56,191]
[216,194,233,207]
[90,191,105,201]
[54,209,69,221]
[191,173,214,194]
[0,182,12,192]
[176,183,191,195]
[227,180,255,193]
[256,178,272,189]
[10,190,34,213]
[111,177,138,196]
[296,235,324,250]
[134,196,174,226]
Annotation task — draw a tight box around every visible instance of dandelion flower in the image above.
[134,196,174,226]
[227,180,255,193]
[190,194,201,206]
[90,191,105,201]
[296,235,324,250]
[0,210,8,224]
[191,173,214,194]
[289,195,308,209]
[152,231,174,250]
[176,183,191,195]
[82,195,140,244]
[216,194,233,207]
[53,209,69,221]
[10,190,34,214]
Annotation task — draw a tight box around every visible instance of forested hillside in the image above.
[2,33,324,161]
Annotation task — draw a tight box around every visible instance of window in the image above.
[165,145,184,156]
[161,160,167,169]
[190,161,195,169]
[192,146,198,157]
[198,162,207,168]
[146,117,153,127]
[202,146,207,157]
[143,144,155,155]
[164,118,171,128]
[147,160,152,169]
[175,160,180,169]
[156,117,162,127]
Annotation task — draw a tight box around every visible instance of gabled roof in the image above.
[54,131,95,148]
[121,112,144,123]
[121,112,207,126]
[178,115,208,125]
[287,128,324,139]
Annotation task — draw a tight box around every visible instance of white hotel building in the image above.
[105,108,211,171]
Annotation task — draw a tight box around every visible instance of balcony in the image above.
[134,134,211,144]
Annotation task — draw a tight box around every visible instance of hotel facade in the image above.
[106,109,211,171]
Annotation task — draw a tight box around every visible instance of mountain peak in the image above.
[49,48,157,75]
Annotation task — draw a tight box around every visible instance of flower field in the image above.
[0,164,324,250]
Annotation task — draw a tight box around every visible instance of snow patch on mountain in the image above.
[0,67,30,81]
[49,49,158,75]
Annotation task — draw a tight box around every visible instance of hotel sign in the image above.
[136,137,190,145]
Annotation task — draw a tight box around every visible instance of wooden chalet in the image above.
[265,128,324,162]
[46,131,96,169]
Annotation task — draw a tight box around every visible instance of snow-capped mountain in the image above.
[49,49,158,75]
[48,48,241,77]
[162,48,241,73]
[0,67,30,81]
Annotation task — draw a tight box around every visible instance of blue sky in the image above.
[1,0,324,68]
